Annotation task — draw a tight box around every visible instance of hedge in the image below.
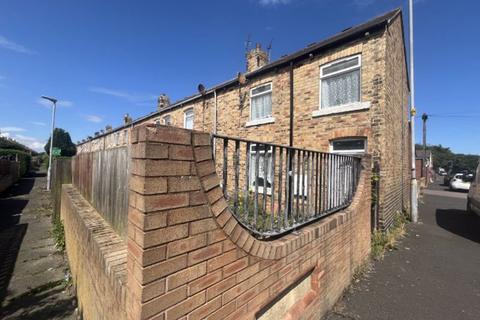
[0,149,32,176]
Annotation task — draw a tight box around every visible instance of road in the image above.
[0,171,76,319]
[324,177,480,320]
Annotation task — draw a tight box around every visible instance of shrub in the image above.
[0,148,32,176]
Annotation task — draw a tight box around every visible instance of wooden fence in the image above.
[51,158,72,221]
[72,147,130,238]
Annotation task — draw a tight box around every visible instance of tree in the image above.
[44,128,76,157]
[416,144,479,173]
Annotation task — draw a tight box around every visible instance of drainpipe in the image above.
[289,62,294,147]
[213,89,218,157]
[287,61,294,216]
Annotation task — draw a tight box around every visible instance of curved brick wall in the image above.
[126,125,371,320]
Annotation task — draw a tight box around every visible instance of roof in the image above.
[416,150,432,159]
[78,8,403,146]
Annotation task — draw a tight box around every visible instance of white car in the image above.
[449,173,471,191]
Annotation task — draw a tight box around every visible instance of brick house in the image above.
[79,8,410,229]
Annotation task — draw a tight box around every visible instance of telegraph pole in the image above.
[422,113,428,178]
[409,0,419,223]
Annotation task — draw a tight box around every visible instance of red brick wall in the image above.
[126,125,371,320]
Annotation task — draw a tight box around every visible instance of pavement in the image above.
[0,170,76,319]
[324,177,480,320]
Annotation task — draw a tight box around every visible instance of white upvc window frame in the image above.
[247,82,275,127]
[329,137,367,155]
[183,108,194,129]
[314,54,370,117]
[163,115,172,126]
[249,143,273,194]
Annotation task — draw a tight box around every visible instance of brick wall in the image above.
[126,124,371,320]
[61,185,127,320]
[380,15,411,228]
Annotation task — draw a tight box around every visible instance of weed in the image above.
[371,210,409,260]
[51,219,66,252]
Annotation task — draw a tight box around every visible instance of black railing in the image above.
[212,134,362,239]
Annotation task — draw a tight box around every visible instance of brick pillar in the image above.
[126,125,213,320]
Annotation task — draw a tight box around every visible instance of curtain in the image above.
[321,69,360,108]
[251,93,272,120]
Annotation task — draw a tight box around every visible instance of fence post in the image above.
[51,157,72,222]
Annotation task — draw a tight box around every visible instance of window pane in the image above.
[321,69,360,108]
[322,57,359,76]
[252,84,271,95]
[184,110,193,129]
[251,92,272,120]
[249,145,272,188]
[164,115,171,125]
[332,139,365,151]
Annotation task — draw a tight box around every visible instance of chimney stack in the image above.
[157,93,170,111]
[246,43,269,73]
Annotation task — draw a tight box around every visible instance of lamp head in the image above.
[41,96,58,104]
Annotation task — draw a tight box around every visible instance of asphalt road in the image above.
[324,178,480,320]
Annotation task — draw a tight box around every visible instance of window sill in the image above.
[245,117,275,127]
[312,102,370,118]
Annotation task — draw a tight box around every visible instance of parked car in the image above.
[467,163,480,216]
[450,173,471,191]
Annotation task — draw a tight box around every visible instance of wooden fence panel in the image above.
[73,147,129,238]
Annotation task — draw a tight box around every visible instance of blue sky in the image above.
[0,0,479,155]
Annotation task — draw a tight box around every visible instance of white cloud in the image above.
[0,129,45,152]
[36,98,73,108]
[84,114,103,123]
[0,35,35,54]
[30,121,46,126]
[0,126,26,132]
[258,0,291,5]
[89,86,156,106]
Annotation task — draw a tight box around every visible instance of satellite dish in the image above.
[197,84,206,95]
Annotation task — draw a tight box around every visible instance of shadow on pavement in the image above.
[0,173,36,304]
[0,281,76,319]
[0,223,28,304]
[436,208,480,244]
[0,176,35,200]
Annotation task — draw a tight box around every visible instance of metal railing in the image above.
[212,134,362,239]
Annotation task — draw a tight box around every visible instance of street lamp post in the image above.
[409,0,419,223]
[42,95,57,191]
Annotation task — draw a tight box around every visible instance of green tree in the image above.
[44,128,76,157]
[416,144,479,173]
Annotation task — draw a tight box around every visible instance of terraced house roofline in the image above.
[78,7,403,145]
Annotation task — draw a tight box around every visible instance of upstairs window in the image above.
[250,83,272,121]
[330,138,366,155]
[163,115,172,126]
[184,108,194,129]
[320,55,361,109]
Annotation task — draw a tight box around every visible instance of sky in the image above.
[0,0,479,155]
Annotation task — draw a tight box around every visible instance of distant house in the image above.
[78,8,411,230]
[416,150,433,186]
